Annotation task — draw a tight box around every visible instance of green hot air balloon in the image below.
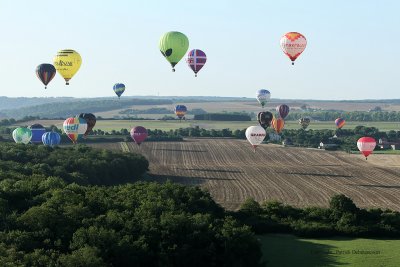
[159,31,189,72]
[12,127,32,144]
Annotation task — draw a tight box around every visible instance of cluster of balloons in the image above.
[36,49,82,89]
[12,124,61,147]
[159,31,207,76]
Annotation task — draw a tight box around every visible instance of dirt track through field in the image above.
[98,139,400,211]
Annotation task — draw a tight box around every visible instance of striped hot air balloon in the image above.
[36,64,56,89]
[276,104,290,119]
[272,117,285,134]
[63,117,87,144]
[174,105,187,120]
[186,49,207,77]
[42,131,61,147]
[335,118,346,129]
[113,83,125,98]
[357,137,376,160]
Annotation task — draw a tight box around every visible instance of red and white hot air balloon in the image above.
[245,126,266,152]
[357,137,376,160]
[280,32,307,65]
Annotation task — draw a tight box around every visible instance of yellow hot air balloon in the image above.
[53,49,82,85]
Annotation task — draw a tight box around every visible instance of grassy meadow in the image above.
[260,234,400,267]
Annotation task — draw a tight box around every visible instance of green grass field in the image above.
[259,234,400,267]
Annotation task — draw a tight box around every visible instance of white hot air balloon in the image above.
[245,126,266,152]
[256,89,271,108]
[280,32,307,65]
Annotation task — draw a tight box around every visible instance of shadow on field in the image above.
[178,168,243,174]
[259,234,343,267]
[277,172,353,178]
[143,173,236,185]
[346,184,400,189]
[153,149,206,153]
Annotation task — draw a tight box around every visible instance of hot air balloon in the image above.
[63,117,87,144]
[42,131,61,147]
[272,117,285,134]
[256,89,271,108]
[174,105,187,120]
[276,104,290,119]
[78,113,96,136]
[299,117,311,130]
[113,83,125,98]
[12,127,32,144]
[245,126,266,151]
[159,31,189,72]
[280,32,307,65]
[335,118,346,129]
[257,111,273,129]
[186,49,207,77]
[36,64,56,89]
[357,137,376,160]
[130,126,148,145]
[53,49,82,85]
[29,124,46,144]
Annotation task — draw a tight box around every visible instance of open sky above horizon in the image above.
[0,0,399,100]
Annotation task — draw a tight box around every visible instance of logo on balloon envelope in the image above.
[54,60,73,67]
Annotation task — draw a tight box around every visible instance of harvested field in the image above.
[91,139,400,211]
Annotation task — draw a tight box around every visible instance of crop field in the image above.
[91,139,400,211]
[19,119,400,132]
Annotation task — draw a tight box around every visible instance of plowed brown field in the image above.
[91,139,400,211]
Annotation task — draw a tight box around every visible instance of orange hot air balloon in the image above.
[272,117,285,134]
[280,32,307,65]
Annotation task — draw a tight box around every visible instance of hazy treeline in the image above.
[285,110,400,122]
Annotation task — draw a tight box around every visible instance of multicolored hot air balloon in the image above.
[159,31,189,72]
[63,117,87,144]
[256,89,271,108]
[186,49,207,77]
[42,131,61,147]
[258,111,273,129]
[29,124,46,144]
[299,117,311,130]
[53,49,82,85]
[174,105,187,120]
[272,117,285,134]
[280,32,307,65]
[335,118,346,129]
[130,126,148,145]
[12,127,32,144]
[113,83,125,98]
[357,137,376,160]
[36,64,56,89]
[276,104,290,119]
[78,113,96,136]
[245,126,266,152]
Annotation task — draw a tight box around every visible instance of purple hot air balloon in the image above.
[130,126,148,145]
[186,49,207,77]
[276,104,290,119]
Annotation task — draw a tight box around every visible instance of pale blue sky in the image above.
[0,0,399,99]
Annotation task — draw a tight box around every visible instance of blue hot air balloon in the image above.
[29,124,46,144]
[174,105,187,120]
[113,83,125,98]
[42,131,61,147]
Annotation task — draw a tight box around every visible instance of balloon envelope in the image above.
[357,137,376,158]
[335,118,346,129]
[12,127,32,144]
[256,89,271,108]
[276,104,290,119]
[299,117,311,130]
[113,83,125,98]
[36,63,56,89]
[130,126,148,145]
[257,111,273,129]
[63,117,87,143]
[280,32,307,65]
[159,31,189,71]
[174,105,187,119]
[245,126,266,149]
[78,113,96,136]
[186,49,207,76]
[42,131,61,146]
[272,117,285,134]
[53,49,82,85]
[29,124,46,144]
